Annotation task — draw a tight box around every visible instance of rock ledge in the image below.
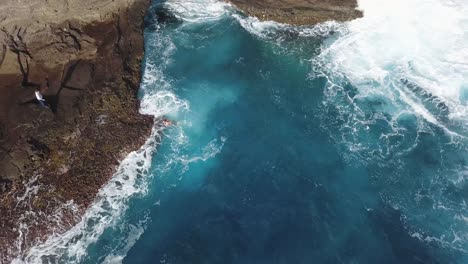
[0,0,152,261]
[228,0,363,26]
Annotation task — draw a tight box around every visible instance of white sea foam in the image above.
[140,90,189,117]
[317,0,468,134]
[234,15,288,39]
[234,14,343,41]
[100,217,149,264]
[164,0,232,24]
[311,0,468,253]
[14,126,159,263]
[179,136,226,166]
[15,174,40,206]
[140,28,189,118]
[8,173,81,260]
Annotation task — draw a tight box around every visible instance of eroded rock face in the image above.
[229,0,363,25]
[0,0,152,261]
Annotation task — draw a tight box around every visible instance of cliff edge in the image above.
[0,0,152,261]
[229,0,363,25]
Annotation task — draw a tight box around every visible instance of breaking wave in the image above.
[234,15,344,41]
[312,0,468,256]
[187,0,468,258]
[164,0,232,24]
[315,0,468,145]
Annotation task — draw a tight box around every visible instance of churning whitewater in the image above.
[13,0,467,263]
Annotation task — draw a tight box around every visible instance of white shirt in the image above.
[35,91,45,101]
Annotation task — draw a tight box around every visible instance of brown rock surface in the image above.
[229,0,363,25]
[0,0,152,261]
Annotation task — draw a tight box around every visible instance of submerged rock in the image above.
[0,0,152,261]
[229,0,363,26]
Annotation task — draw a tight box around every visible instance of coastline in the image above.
[0,0,152,261]
[228,0,363,25]
[2,0,463,263]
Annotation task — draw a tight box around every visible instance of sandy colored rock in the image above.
[229,0,363,25]
[0,0,152,262]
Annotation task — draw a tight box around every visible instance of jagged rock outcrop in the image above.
[0,0,152,261]
[229,0,363,25]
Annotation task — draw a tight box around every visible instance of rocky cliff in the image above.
[229,0,362,25]
[0,0,152,261]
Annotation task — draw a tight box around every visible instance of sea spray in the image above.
[164,0,232,24]
[314,0,468,256]
[316,0,468,134]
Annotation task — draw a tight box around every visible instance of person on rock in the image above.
[35,88,48,108]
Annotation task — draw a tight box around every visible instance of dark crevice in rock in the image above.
[0,43,6,65]
[60,60,82,89]
[68,21,82,34]
[2,26,32,56]
[16,51,37,88]
[53,26,82,51]
[116,12,123,52]
[62,85,85,91]
[0,178,12,194]
[27,138,50,160]
[0,122,6,142]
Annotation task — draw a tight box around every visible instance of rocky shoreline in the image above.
[0,0,152,261]
[229,0,363,25]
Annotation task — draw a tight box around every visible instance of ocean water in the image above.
[15,0,468,263]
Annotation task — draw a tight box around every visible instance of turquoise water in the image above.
[18,0,468,263]
[123,1,468,263]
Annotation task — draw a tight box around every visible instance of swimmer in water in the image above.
[162,118,173,127]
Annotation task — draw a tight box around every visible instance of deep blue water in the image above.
[110,1,468,263]
[120,2,468,264]
[25,1,467,263]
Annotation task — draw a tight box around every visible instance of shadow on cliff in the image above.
[43,95,59,113]
[18,95,58,113]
